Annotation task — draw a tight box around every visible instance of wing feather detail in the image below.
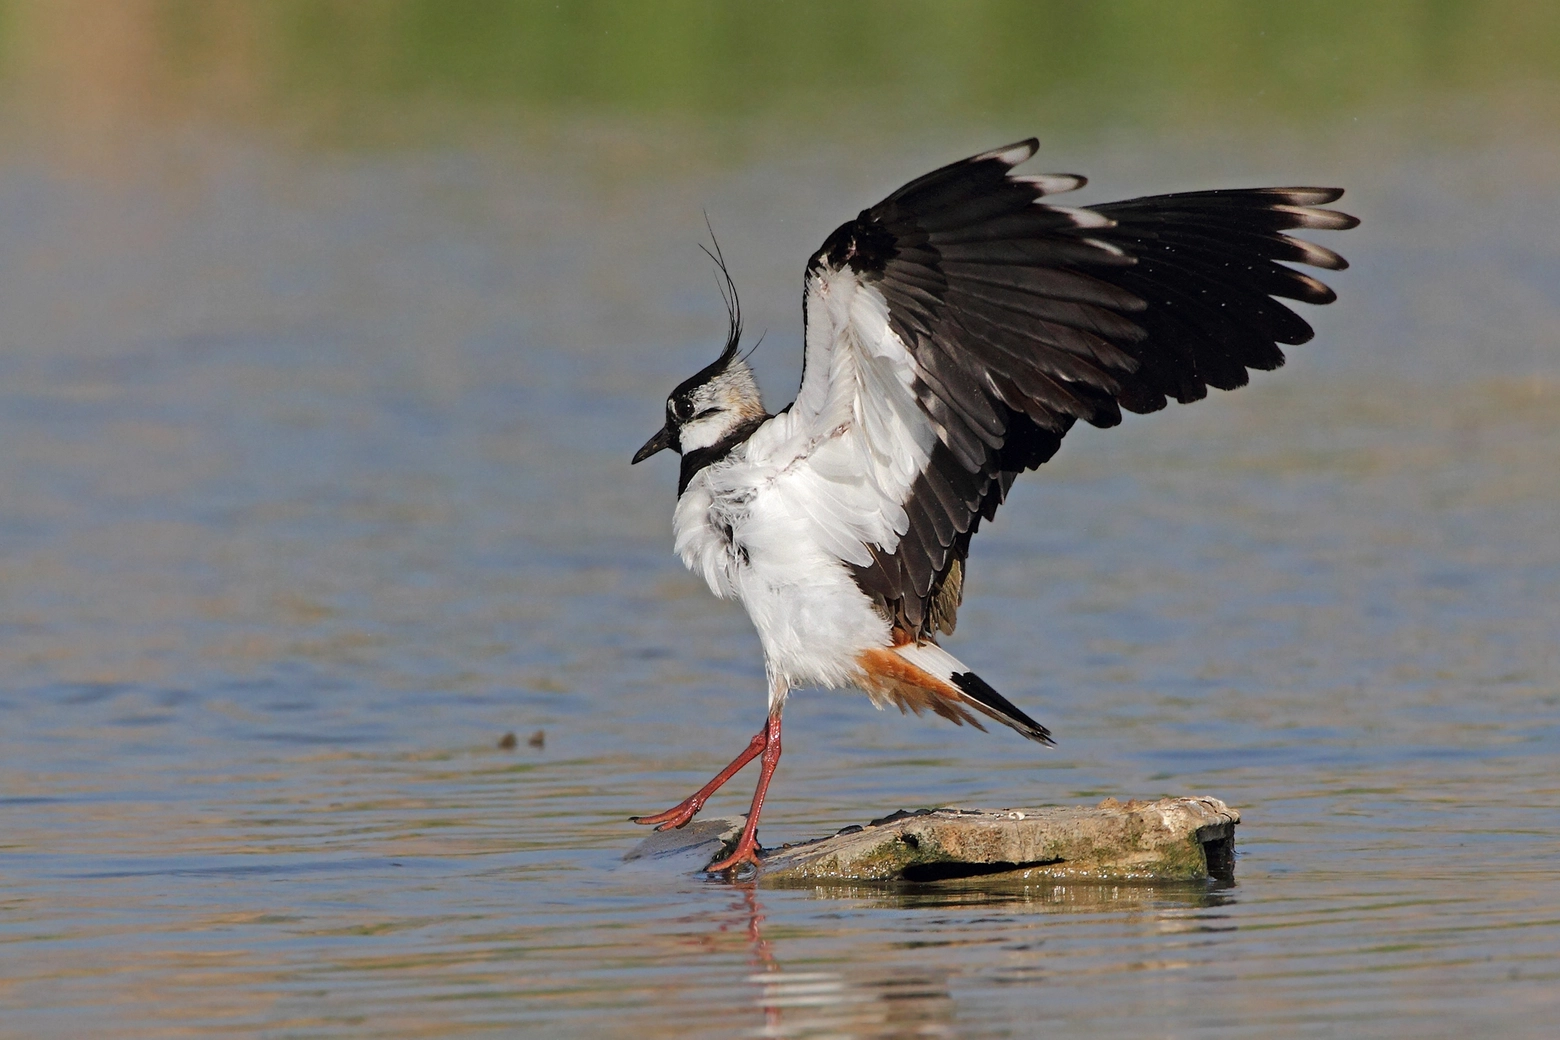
[784,138,1355,639]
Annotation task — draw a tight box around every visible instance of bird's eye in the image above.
[670,398,692,421]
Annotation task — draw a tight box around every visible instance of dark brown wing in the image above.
[814,139,1358,640]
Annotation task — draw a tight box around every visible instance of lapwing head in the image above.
[633,240,764,465]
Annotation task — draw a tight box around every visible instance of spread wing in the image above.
[790,138,1358,641]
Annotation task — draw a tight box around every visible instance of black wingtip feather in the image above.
[972,138,1040,166]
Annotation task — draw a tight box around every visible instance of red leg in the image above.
[706,710,782,874]
[631,726,768,830]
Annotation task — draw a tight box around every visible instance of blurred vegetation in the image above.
[3,0,1558,142]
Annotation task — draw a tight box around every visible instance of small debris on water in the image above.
[528,729,547,749]
[498,732,518,750]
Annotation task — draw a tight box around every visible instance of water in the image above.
[3,6,1560,1037]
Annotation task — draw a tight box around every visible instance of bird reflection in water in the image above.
[728,884,956,1039]
[717,879,1236,1037]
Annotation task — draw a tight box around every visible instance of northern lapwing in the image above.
[631,139,1356,873]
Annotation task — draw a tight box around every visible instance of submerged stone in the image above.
[622,814,745,867]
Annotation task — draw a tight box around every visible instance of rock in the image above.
[754,796,1240,884]
[622,815,745,867]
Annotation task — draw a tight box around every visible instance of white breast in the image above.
[672,445,893,698]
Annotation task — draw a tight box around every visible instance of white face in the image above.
[672,362,765,453]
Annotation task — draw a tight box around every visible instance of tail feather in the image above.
[945,668,1053,745]
[868,642,1054,746]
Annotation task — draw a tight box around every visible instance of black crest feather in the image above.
[700,215,742,367]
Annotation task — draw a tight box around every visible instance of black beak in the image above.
[632,424,674,464]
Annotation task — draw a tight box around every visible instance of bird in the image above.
[630,138,1356,873]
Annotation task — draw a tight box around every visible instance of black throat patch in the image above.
[678,415,771,495]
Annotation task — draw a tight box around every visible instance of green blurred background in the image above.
[3,0,1556,146]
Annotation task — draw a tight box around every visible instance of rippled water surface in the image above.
[3,8,1560,1037]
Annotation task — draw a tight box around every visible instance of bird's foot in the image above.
[629,794,704,830]
[629,729,769,830]
[705,830,763,875]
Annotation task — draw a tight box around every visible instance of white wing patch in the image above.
[746,264,936,570]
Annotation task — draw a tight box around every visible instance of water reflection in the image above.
[748,969,957,1040]
[803,879,1237,914]
[729,884,958,1040]
[711,878,1238,1038]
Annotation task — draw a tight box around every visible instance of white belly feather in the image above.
[675,455,890,697]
